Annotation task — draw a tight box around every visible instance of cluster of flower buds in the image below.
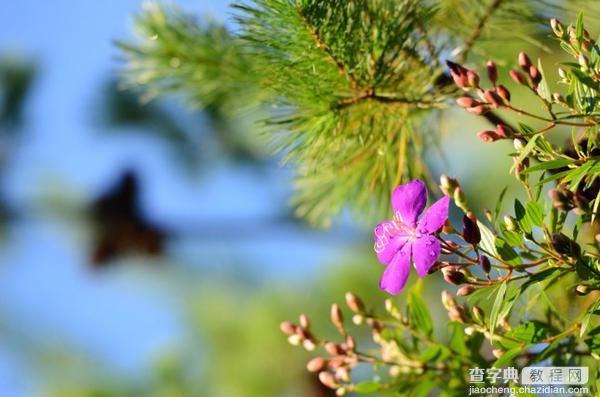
[281,292,388,396]
[280,314,317,351]
[476,123,514,143]
[450,58,513,112]
[548,184,590,214]
[439,174,467,211]
[440,263,468,286]
[441,290,473,322]
[551,18,598,80]
[509,51,542,89]
[551,18,596,52]
[550,233,582,259]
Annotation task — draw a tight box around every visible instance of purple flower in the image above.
[374,180,450,295]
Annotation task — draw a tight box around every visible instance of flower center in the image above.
[392,213,421,239]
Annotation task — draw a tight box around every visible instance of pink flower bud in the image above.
[518,51,532,71]
[510,70,527,85]
[486,60,498,85]
[472,306,484,323]
[550,18,563,37]
[479,255,491,274]
[467,70,480,88]
[344,292,365,313]
[299,314,310,329]
[442,268,465,285]
[477,130,501,143]
[280,321,296,335]
[462,214,481,244]
[330,303,344,329]
[325,342,341,356]
[318,371,339,389]
[456,96,479,108]
[529,65,541,86]
[441,290,457,310]
[345,335,355,350]
[466,105,488,115]
[307,357,327,372]
[457,285,477,296]
[495,124,513,138]
[496,85,511,101]
[483,90,503,107]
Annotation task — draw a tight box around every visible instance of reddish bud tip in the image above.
[457,285,477,297]
[509,70,527,85]
[483,90,503,107]
[467,70,480,88]
[466,105,488,115]
[477,130,501,143]
[345,292,365,313]
[318,371,338,389]
[496,85,511,101]
[486,61,498,85]
[518,51,532,71]
[479,255,491,274]
[529,65,541,85]
[330,303,344,329]
[495,124,513,138]
[456,96,479,108]
[307,357,327,372]
[280,321,296,335]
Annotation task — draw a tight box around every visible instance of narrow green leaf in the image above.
[408,285,433,337]
[354,381,382,393]
[514,199,532,234]
[517,135,539,162]
[526,201,544,227]
[536,59,551,101]
[489,282,507,341]
[581,300,600,337]
[478,221,498,256]
[525,159,576,173]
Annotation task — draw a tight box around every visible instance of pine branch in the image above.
[117,1,590,227]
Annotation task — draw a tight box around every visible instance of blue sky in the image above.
[0,1,365,395]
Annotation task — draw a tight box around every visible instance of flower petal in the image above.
[379,246,411,295]
[417,196,450,234]
[391,180,427,228]
[412,235,441,277]
[374,221,409,265]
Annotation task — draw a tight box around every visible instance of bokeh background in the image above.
[0,1,593,396]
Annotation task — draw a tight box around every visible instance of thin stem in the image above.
[457,0,503,63]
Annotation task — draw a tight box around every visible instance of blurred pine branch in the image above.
[117,0,591,227]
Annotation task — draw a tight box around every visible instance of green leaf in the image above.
[495,238,521,264]
[354,381,382,393]
[514,199,532,234]
[408,285,433,337]
[526,201,544,227]
[409,380,435,397]
[489,282,507,341]
[492,346,526,368]
[505,321,550,346]
[478,221,498,256]
[576,11,584,46]
[581,299,600,337]
[517,135,539,162]
[536,59,551,102]
[500,223,523,247]
[525,159,576,174]
[419,345,442,362]
[519,267,561,294]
